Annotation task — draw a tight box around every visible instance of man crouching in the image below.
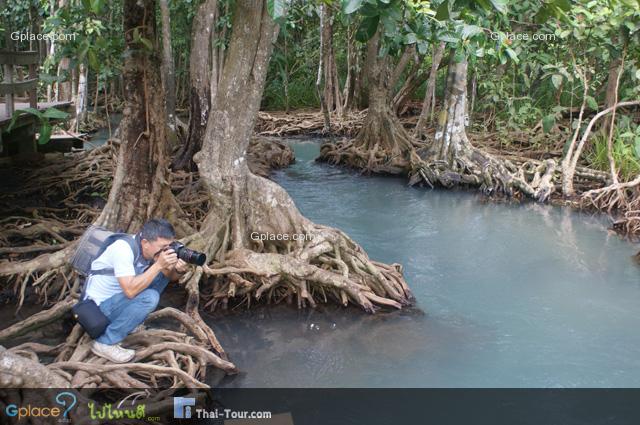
[85,219,187,363]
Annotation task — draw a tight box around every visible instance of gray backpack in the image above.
[70,225,141,278]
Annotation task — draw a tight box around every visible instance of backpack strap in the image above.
[88,233,141,276]
[82,234,142,300]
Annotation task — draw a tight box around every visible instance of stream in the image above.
[207,138,640,388]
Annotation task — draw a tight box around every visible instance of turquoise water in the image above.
[210,139,640,388]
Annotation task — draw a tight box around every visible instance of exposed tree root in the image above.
[0,131,411,390]
[247,136,295,178]
[256,110,365,137]
[411,146,559,202]
[0,136,298,306]
[186,172,414,314]
[0,306,236,389]
[318,108,424,175]
[581,175,640,236]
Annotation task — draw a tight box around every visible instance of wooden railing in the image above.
[0,50,39,118]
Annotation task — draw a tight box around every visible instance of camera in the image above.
[167,241,207,266]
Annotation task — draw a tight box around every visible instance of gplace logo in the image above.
[174,397,196,419]
[5,391,77,421]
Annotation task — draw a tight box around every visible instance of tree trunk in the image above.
[319,30,419,174]
[342,23,357,112]
[414,41,445,139]
[74,63,88,131]
[392,63,427,116]
[414,54,556,201]
[316,5,331,132]
[191,0,412,313]
[95,0,185,233]
[56,58,71,101]
[321,5,342,115]
[171,0,217,171]
[601,56,623,135]
[433,55,469,161]
[159,0,176,129]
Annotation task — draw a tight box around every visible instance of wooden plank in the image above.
[0,51,39,65]
[0,79,38,96]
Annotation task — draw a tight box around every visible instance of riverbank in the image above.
[256,110,639,240]
[2,135,640,389]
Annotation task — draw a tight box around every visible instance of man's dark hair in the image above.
[140,218,175,241]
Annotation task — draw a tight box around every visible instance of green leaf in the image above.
[359,3,379,17]
[438,34,459,43]
[90,0,103,14]
[356,15,379,42]
[417,41,428,55]
[553,0,572,11]
[461,24,483,39]
[551,74,563,89]
[435,1,450,21]
[634,136,640,159]
[88,49,99,71]
[505,48,519,63]
[542,114,556,133]
[488,0,507,13]
[473,0,492,10]
[6,108,42,133]
[267,0,287,20]
[42,108,70,120]
[38,123,52,145]
[343,0,363,14]
[585,96,598,110]
[404,33,418,44]
[138,37,153,51]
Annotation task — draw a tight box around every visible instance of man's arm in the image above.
[117,249,177,298]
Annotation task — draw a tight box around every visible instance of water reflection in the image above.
[208,138,640,388]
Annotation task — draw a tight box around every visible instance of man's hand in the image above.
[156,249,178,272]
[174,259,189,274]
[166,259,189,283]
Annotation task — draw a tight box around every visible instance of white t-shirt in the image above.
[84,239,149,305]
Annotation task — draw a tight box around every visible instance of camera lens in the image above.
[190,252,207,266]
[178,247,207,266]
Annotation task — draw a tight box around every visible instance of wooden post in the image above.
[2,0,13,119]
[3,63,14,118]
[28,62,37,109]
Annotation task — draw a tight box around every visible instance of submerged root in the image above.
[411,147,558,202]
[581,175,640,235]
[318,109,424,175]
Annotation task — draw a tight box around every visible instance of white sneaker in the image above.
[91,341,135,363]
